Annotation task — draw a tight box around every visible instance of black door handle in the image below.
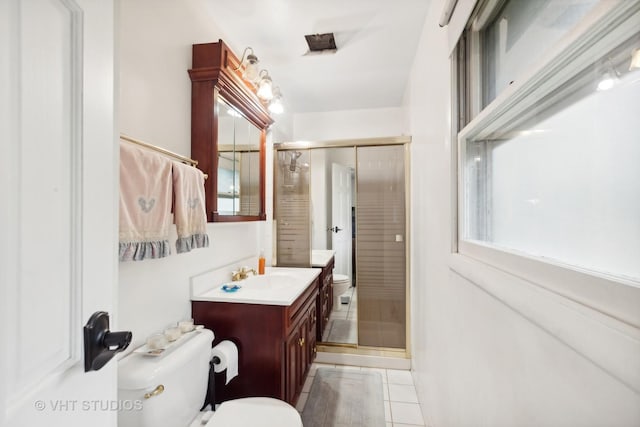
[84,311,132,372]
[327,226,343,233]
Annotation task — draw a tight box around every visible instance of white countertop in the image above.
[312,249,335,267]
[191,267,321,306]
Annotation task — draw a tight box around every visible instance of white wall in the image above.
[292,107,405,141]
[404,2,640,426]
[271,112,294,143]
[118,0,272,349]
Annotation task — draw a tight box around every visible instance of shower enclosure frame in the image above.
[273,136,412,359]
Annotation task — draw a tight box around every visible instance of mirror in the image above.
[189,40,272,222]
[217,97,261,217]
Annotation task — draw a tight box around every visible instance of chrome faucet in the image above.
[231,266,257,282]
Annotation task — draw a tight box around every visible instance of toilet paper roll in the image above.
[211,340,238,385]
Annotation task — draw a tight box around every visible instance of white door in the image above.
[0,0,117,426]
[331,163,353,279]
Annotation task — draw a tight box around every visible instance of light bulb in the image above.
[597,72,616,91]
[268,97,284,114]
[257,76,273,100]
[630,49,640,70]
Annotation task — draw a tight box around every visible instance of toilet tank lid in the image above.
[333,274,350,282]
[118,329,214,390]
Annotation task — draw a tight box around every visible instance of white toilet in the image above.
[118,329,302,427]
[332,273,351,307]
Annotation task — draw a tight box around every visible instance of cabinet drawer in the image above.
[285,277,319,334]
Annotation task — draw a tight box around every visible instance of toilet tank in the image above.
[118,329,214,427]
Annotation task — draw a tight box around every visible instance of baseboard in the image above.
[316,351,411,370]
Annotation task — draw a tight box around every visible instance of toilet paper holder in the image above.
[84,311,132,372]
[203,348,231,410]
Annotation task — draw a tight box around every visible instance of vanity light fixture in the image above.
[235,46,283,110]
[630,48,640,70]
[235,47,260,82]
[257,70,274,101]
[268,87,284,114]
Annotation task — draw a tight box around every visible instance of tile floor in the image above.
[296,363,427,427]
[322,287,358,344]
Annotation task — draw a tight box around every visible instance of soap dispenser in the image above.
[258,249,265,275]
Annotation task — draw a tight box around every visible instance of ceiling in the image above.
[203,0,431,114]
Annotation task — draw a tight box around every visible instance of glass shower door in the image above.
[356,145,407,349]
[275,149,312,267]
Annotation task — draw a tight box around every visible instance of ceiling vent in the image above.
[304,33,337,53]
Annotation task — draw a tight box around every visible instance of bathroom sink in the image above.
[236,273,298,290]
[195,267,321,306]
[265,270,294,277]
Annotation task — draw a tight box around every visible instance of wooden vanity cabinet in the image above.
[316,256,335,341]
[192,277,318,406]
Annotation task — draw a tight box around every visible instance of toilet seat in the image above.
[205,397,302,427]
[333,274,350,284]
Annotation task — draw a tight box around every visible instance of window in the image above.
[482,0,599,106]
[457,1,640,283]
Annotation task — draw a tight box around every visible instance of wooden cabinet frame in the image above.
[188,39,273,222]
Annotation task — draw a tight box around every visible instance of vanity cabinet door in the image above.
[326,257,335,315]
[286,314,311,403]
[298,315,309,390]
[321,285,330,337]
[316,281,327,341]
[285,296,318,403]
[307,304,317,364]
[285,326,302,404]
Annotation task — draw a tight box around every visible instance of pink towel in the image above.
[172,161,209,253]
[119,141,173,261]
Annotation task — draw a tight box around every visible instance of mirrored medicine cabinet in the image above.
[189,39,273,222]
